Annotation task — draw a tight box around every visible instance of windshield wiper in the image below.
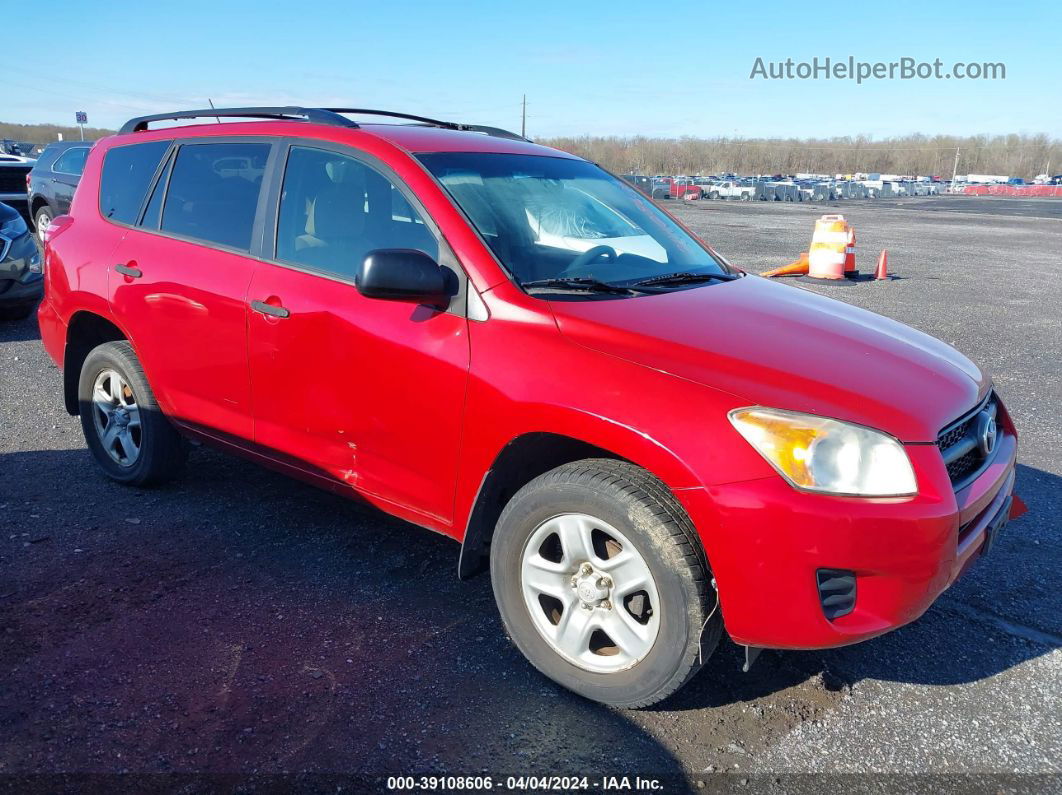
[521,277,653,295]
[631,271,741,288]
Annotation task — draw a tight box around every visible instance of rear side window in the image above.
[99,141,170,224]
[161,142,270,250]
[52,147,90,176]
[275,146,437,280]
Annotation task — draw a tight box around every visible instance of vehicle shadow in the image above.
[0,309,42,343]
[0,445,689,779]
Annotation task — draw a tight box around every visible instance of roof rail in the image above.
[118,107,359,134]
[118,106,530,142]
[323,108,529,142]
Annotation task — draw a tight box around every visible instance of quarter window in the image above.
[52,147,90,176]
[99,141,171,224]
[140,152,174,230]
[160,142,270,250]
[275,146,437,280]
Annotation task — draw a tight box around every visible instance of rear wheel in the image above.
[78,341,187,486]
[708,191,720,199]
[490,459,720,708]
[34,205,54,242]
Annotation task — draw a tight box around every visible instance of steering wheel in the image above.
[562,245,618,276]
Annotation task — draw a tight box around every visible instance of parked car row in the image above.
[628,172,945,202]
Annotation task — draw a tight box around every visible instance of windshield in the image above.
[417,153,728,290]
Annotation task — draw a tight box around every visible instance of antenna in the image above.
[207,98,221,124]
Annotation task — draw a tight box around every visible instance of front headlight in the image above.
[729,407,917,496]
[1,213,29,239]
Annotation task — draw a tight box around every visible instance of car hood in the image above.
[549,275,987,442]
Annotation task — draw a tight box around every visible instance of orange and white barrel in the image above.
[808,214,849,279]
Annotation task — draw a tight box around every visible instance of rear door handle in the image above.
[114,264,142,278]
[250,300,290,318]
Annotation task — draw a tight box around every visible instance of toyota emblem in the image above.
[976,410,998,457]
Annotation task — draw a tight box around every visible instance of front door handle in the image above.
[250,299,290,318]
[114,264,142,278]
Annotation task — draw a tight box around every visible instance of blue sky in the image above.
[6,0,1060,139]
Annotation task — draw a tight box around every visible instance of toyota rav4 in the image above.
[38,107,1022,707]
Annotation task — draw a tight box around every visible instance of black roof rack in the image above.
[119,106,529,142]
[119,106,358,134]
[323,108,529,141]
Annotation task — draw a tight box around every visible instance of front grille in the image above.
[0,166,31,194]
[938,419,973,451]
[937,392,997,489]
[947,448,982,482]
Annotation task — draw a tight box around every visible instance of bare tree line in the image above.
[536,133,1061,178]
[4,120,1058,179]
[0,121,115,146]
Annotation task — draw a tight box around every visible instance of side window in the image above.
[276,146,438,280]
[99,141,171,224]
[52,147,90,176]
[161,142,270,250]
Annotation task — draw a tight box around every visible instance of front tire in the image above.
[78,340,187,486]
[490,459,721,708]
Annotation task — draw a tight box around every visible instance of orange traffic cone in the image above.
[762,252,809,278]
[843,227,857,276]
[875,250,889,280]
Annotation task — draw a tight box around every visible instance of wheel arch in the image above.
[458,432,622,578]
[30,195,52,219]
[457,427,705,580]
[63,310,128,415]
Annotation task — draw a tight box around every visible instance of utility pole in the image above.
[951,147,961,192]
[521,94,526,139]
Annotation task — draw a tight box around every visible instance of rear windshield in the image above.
[99,141,170,224]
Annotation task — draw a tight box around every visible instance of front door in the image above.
[247,144,470,526]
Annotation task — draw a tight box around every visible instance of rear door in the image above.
[107,138,275,440]
[49,145,90,213]
[246,142,470,525]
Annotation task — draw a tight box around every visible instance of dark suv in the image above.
[27,140,93,241]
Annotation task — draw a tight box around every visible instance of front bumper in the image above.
[679,427,1019,650]
[0,231,43,307]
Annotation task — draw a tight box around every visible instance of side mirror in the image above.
[356,249,451,308]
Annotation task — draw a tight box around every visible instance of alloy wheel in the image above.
[91,369,142,467]
[520,513,660,673]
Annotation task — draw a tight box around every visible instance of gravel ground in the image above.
[0,196,1059,791]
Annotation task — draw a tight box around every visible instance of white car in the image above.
[701,180,754,201]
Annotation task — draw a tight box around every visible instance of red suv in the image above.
[39,107,1021,707]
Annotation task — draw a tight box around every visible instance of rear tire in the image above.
[34,205,54,242]
[78,340,187,486]
[490,459,721,708]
